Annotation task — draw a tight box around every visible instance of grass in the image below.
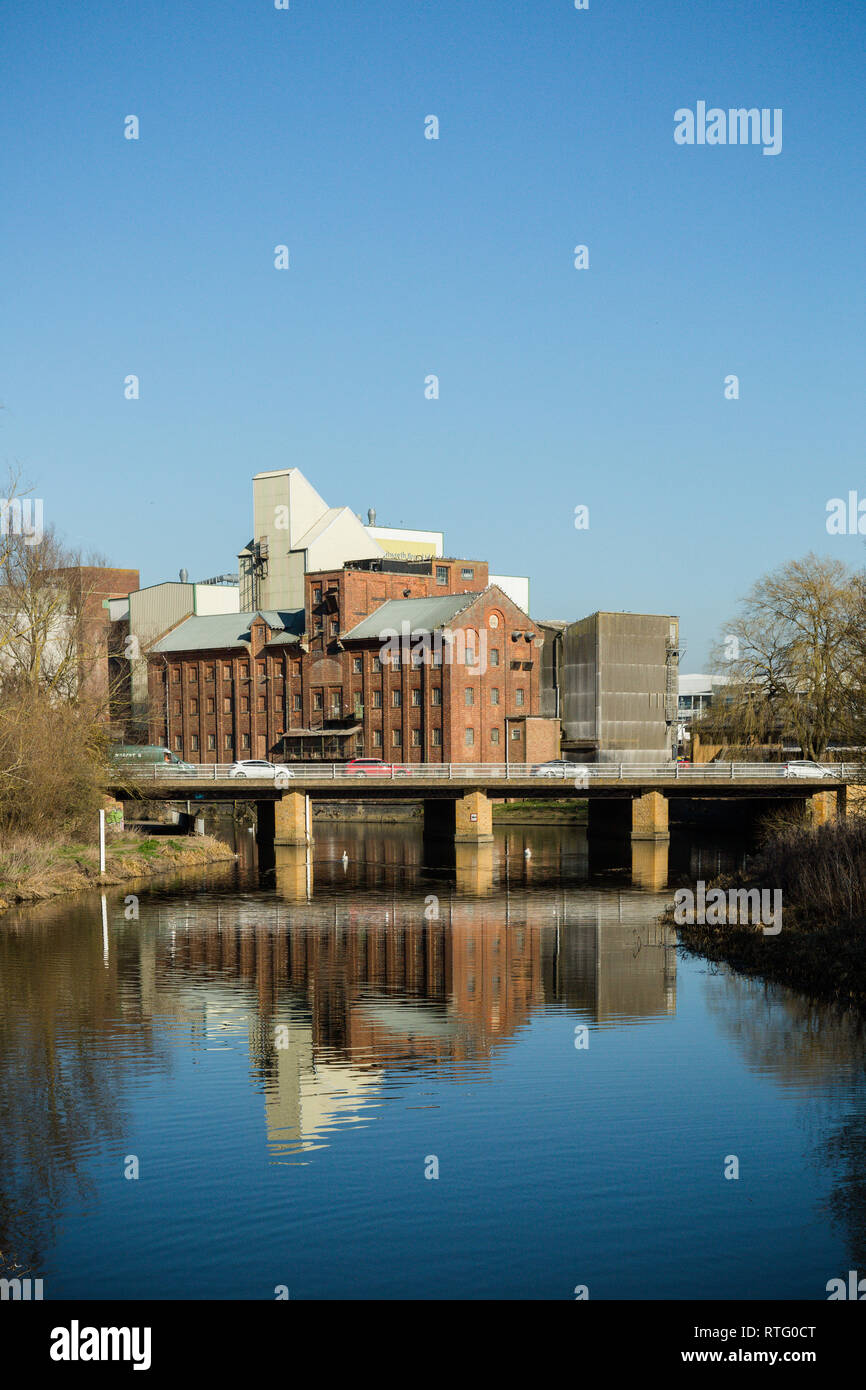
[0,828,236,912]
[668,817,866,1010]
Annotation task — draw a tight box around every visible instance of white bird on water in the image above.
[524,848,532,859]
[341,851,349,871]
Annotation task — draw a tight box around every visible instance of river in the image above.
[1,820,864,1300]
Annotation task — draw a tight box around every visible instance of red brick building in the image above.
[147,559,559,764]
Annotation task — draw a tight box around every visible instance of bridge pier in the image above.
[805,789,842,827]
[631,790,669,840]
[257,792,311,850]
[423,792,493,845]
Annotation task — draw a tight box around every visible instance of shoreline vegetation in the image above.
[668,817,866,1011]
[0,830,237,915]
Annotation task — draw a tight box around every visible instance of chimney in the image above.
[367,507,377,526]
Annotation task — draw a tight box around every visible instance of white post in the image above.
[99,808,106,874]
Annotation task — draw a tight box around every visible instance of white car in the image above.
[783,760,835,779]
[532,759,589,779]
[227,760,294,785]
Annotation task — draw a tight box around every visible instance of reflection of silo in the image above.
[263,1016,383,1155]
[590,894,677,1022]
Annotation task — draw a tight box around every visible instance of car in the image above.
[783,760,835,779]
[531,759,590,780]
[227,760,294,785]
[344,758,411,776]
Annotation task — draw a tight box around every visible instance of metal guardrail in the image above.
[113,761,858,785]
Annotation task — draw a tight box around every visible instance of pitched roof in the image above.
[151,610,304,653]
[342,593,483,641]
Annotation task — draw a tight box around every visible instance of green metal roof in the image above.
[342,593,482,641]
[152,610,303,653]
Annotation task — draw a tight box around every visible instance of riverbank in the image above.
[0,830,237,914]
[493,799,587,823]
[669,818,866,1011]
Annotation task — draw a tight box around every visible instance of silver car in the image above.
[783,760,835,779]
[228,760,294,786]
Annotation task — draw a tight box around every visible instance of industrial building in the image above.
[539,611,679,764]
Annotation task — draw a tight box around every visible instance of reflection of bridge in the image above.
[110,761,852,848]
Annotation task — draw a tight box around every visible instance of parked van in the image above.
[109,745,196,773]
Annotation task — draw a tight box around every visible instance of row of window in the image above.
[172,684,526,718]
[167,646,514,685]
[171,724,521,753]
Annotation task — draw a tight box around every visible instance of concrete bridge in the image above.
[109,761,854,847]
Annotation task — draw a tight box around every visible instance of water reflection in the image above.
[1,821,864,1297]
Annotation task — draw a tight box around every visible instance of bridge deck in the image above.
[109,761,852,802]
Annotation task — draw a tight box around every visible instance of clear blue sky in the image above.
[2,0,865,666]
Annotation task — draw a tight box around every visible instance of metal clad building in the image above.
[559,612,679,763]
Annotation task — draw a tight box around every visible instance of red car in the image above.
[345,757,411,776]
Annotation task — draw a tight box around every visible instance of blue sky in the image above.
[2,0,865,666]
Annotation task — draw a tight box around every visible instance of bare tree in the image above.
[699,553,862,760]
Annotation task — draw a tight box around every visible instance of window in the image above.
[431,688,442,706]
[373,729,383,747]
[293,694,302,712]
[412,688,422,706]
[372,656,382,673]
[432,728,442,747]
[372,690,382,708]
[490,648,500,666]
[190,734,199,751]
[207,734,216,751]
[465,687,474,706]
[241,733,250,749]
[392,729,402,748]
[172,668,180,683]
[257,695,266,712]
[223,697,232,713]
[257,662,265,680]
[225,734,233,750]
[224,664,232,681]
[293,661,301,677]
[465,728,474,746]
[240,663,249,679]
[491,688,500,705]
[313,585,322,603]
[205,665,214,681]
[491,728,500,745]
[314,618,323,634]
[173,699,182,716]
[190,698,199,715]
[206,697,215,714]
[435,565,448,585]
[329,619,338,636]
[313,691,324,711]
[240,696,249,712]
[515,689,525,707]
[411,728,421,746]
[461,567,474,579]
[353,657,362,674]
[431,650,442,666]
[331,693,342,716]
[174,735,182,750]
[511,726,521,740]
[392,690,402,707]
[189,667,198,683]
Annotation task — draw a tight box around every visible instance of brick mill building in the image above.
[147,557,559,764]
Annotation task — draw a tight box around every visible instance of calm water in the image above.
[2,821,865,1301]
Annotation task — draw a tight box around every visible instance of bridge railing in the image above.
[112,760,858,784]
